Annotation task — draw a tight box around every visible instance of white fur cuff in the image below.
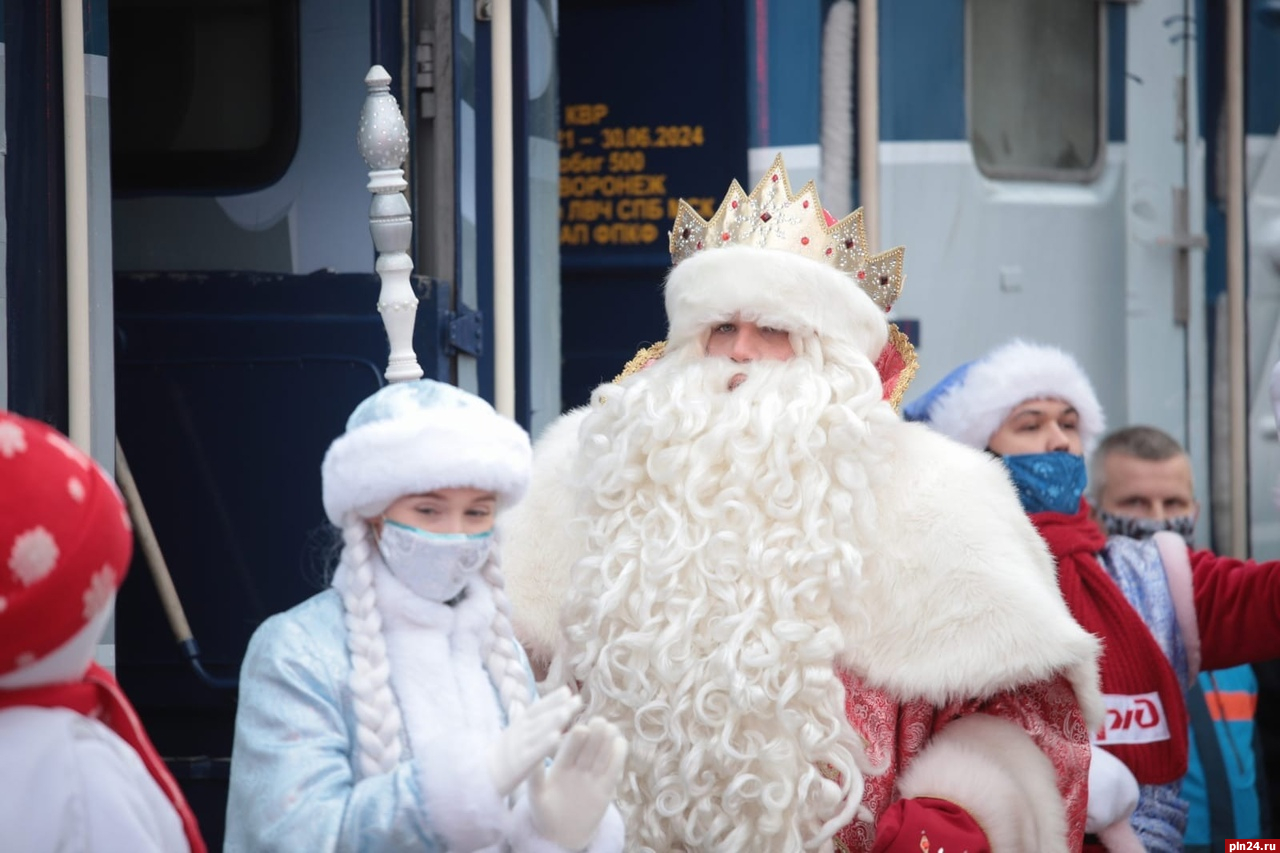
[895,714,1069,853]
[506,795,625,853]
[414,731,507,851]
[1085,745,1143,852]
[581,805,625,853]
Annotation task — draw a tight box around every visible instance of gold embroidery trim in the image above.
[612,340,667,383]
[885,323,920,413]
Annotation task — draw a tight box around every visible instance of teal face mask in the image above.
[376,519,493,604]
[1001,452,1088,516]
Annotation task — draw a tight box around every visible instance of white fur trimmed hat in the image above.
[902,339,1106,453]
[321,380,532,525]
[663,245,889,363]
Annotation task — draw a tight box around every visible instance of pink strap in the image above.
[1153,531,1200,681]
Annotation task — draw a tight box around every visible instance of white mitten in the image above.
[489,686,582,798]
[1085,745,1140,845]
[528,716,628,851]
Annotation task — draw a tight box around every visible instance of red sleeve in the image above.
[872,797,990,853]
[1191,549,1280,669]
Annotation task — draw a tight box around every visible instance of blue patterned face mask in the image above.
[1001,452,1088,515]
[1096,509,1196,546]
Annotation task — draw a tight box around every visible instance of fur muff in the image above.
[896,714,1070,853]
[663,245,890,364]
[506,794,627,853]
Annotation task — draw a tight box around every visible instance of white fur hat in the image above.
[321,380,531,525]
[663,245,889,363]
[902,339,1106,453]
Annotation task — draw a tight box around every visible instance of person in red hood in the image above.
[906,338,1280,853]
[0,410,206,853]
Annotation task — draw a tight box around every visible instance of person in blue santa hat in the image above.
[225,379,627,852]
[0,411,206,853]
[500,156,1105,853]
[906,338,1280,853]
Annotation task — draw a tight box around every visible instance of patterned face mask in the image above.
[1095,509,1195,547]
[1001,452,1088,516]
[376,519,492,604]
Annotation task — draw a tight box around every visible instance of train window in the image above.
[967,0,1103,182]
[109,0,301,194]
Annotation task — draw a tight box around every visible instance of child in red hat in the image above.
[0,411,206,853]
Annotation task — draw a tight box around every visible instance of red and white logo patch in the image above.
[1096,692,1171,745]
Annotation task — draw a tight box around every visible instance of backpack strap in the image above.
[1153,530,1201,681]
[1186,675,1237,847]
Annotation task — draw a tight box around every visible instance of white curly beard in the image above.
[558,341,894,852]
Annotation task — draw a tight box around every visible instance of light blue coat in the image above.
[224,586,622,853]
[226,589,451,851]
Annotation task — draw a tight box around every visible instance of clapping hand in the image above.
[488,686,582,798]
[528,716,628,851]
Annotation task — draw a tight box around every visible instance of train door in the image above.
[103,1,473,845]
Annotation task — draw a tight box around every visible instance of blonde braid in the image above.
[481,544,532,720]
[337,515,404,776]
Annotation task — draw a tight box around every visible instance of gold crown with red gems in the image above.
[668,153,905,311]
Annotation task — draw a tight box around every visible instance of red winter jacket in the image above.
[1190,549,1280,670]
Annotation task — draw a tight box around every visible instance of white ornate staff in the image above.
[358,65,424,384]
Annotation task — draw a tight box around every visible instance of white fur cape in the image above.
[505,406,1100,720]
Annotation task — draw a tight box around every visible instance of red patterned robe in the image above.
[834,673,1092,852]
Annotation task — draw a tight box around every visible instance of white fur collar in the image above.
[371,560,506,759]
